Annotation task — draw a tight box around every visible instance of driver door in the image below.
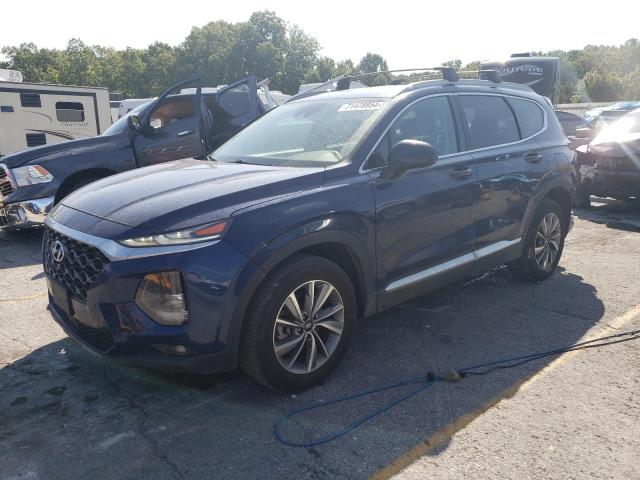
[370,95,479,309]
[134,80,206,167]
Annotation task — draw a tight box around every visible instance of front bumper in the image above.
[0,196,54,230]
[43,217,263,374]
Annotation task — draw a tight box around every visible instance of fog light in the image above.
[135,271,187,326]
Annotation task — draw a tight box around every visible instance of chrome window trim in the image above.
[45,216,219,262]
[384,237,521,292]
[360,92,548,174]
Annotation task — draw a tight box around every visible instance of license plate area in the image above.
[47,277,72,317]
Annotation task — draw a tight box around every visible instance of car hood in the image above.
[0,136,113,168]
[60,159,325,235]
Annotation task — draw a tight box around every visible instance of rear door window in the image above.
[458,95,520,149]
[507,97,544,138]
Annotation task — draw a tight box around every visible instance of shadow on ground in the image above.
[0,264,604,479]
[574,196,640,231]
[0,227,44,268]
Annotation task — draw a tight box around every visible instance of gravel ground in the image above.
[0,198,638,480]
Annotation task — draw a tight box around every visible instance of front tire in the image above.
[240,254,356,392]
[509,199,566,282]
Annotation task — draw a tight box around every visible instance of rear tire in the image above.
[240,254,356,392]
[508,199,566,282]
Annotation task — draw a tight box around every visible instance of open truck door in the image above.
[207,76,259,150]
[132,78,207,167]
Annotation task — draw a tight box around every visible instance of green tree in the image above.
[357,53,388,74]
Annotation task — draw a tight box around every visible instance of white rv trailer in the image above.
[0,80,111,157]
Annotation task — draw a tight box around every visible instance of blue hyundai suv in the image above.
[42,69,575,392]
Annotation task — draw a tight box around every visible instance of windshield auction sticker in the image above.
[338,102,385,112]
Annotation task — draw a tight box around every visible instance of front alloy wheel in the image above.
[240,254,356,392]
[273,280,345,374]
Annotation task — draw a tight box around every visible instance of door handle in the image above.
[525,152,543,164]
[449,167,474,180]
[177,129,195,137]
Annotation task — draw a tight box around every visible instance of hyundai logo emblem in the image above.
[50,240,66,263]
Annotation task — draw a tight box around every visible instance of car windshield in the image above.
[594,109,640,142]
[212,97,390,167]
[102,102,151,136]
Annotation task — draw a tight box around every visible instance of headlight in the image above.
[136,271,187,326]
[12,165,54,186]
[119,220,228,247]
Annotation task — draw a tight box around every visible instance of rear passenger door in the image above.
[369,95,479,309]
[455,94,548,256]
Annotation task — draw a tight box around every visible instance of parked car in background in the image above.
[0,76,278,230]
[574,108,640,207]
[583,102,640,131]
[118,98,154,119]
[554,110,594,149]
[41,69,574,392]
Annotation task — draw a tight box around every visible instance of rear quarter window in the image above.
[458,95,520,149]
[507,97,545,138]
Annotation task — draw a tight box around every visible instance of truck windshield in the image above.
[212,97,390,167]
[102,103,150,136]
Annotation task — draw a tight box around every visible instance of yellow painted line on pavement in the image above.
[0,292,46,303]
[371,304,640,480]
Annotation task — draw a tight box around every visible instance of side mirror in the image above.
[388,139,438,172]
[127,114,142,133]
[575,127,595,140]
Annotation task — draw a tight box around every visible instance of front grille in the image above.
[43,227,109,301]
[0,164,14,199]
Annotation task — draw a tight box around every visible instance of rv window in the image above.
[26,133,46,147]
[20,93,41,108]
[458,95,520,149]
[507,98,544,138]
[56,102,85,122]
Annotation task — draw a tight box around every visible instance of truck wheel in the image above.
[508,199,566,282]
[574,183,591,208]
[240,254,356,393]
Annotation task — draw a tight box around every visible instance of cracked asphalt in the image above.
[1,198,639,480]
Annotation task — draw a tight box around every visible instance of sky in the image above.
[2,0,639,68]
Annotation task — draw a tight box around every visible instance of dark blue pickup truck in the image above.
[0,76,277,229]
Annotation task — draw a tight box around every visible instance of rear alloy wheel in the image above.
[240,254,356,392]
[534,212,562,271]
[509,198,566,282]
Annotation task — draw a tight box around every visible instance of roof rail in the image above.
[287,67,461,102]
